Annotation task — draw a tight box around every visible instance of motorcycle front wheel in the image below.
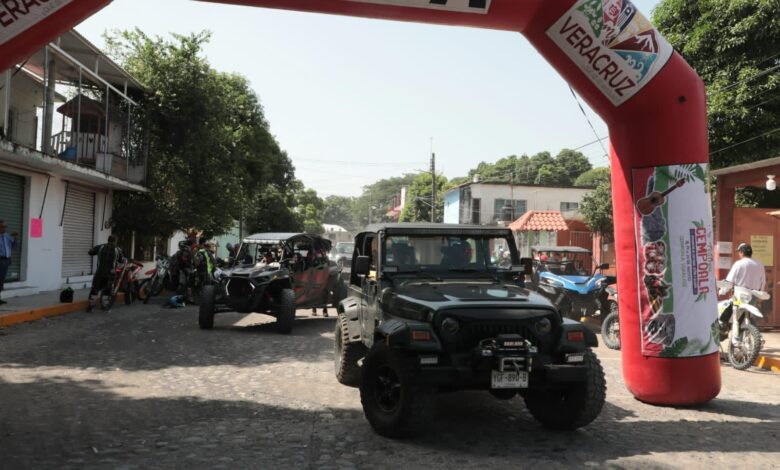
[728,322,762,370]
[99,288,117,311]
[601,309,621,350]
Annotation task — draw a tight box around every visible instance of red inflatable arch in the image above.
[0,0,720,405]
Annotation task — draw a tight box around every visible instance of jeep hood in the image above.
[387,281,554,312]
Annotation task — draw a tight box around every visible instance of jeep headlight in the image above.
[441,317,460,336]
[535,317,552,335]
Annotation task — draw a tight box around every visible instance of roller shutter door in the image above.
[62,185,95,277]
[0,171,24,282]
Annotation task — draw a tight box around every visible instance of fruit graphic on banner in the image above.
[633,164,719,358]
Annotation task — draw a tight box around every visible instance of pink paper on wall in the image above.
[30,218,43,238]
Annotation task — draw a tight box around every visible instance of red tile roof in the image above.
[509,211,568,232]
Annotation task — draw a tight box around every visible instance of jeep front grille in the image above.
[456,322,534,351]
[226,277,253,298]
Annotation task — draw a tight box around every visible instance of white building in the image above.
[0,30,147,298]
[443,181,593,225]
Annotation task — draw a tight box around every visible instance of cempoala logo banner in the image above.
[345,0,491,14]
[547,0,673,106]
[0,0,72,46]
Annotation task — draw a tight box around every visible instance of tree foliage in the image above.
[654,0,780,170]
[580,180,614,241]
[574,167,611,188]
[466,149,592,186]
[399,173,451,223]
[104,29,315,238]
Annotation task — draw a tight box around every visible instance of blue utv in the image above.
[530,245,616,322]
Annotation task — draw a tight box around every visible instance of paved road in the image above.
[1,302,779,469]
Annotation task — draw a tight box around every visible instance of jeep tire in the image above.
[275,288,296,334]
[524,350,606,431]
[334,314,366,387]
[360,342,435,438]
[198,285,216,330]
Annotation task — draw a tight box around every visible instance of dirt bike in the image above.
[717,279,769,370]
[137,255,172,304]
[600,285,620,350]
[99,259,144,311]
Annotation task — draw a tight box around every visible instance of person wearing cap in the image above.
[724,243,766,295]
[0,220,19,305]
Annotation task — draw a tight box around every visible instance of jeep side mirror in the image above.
[354,255,371,276]
[598,263,609,270]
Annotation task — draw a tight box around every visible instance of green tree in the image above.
[654,0,780,170]
[580,181,614,241]
[294,184,326,235]
[323,195,357,230]
[104,29,296,238]
[574,167,611,187]
[555,149,592,184]
[352,174,418,227]
[399,173,450,223]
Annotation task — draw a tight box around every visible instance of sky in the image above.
[77,0,663,197]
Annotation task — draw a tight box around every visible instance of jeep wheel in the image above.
[360,342,435,438]
[332,280,348,310]
[524,350,606,431]
[601,309,621,350]
[198,285,216,330]
[275,288,296,334]
[335,314,366,387]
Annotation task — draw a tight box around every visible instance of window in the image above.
[493,199,526,222]
[471,198,481,225]
[561,202,579,212]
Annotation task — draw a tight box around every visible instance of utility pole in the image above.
[510,170,515,221]
[430,147,436,223]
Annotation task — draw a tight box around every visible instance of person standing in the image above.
[723,243,766,295]
[86,235,122,312]
[0,220,19,305]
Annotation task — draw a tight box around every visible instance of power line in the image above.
[707,62,780,97]
[567,86,610,161]
[572,135,609,151]
[293,157,421,166]
[709,126,780,156]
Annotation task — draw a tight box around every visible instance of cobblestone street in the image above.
[1,303,779,469]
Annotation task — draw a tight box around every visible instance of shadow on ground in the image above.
[1,376,779,469]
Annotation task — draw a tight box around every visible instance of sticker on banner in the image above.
[546,0,674,106]
[0,0,73,46]
[632,163,718,358]
[345,0,491,14]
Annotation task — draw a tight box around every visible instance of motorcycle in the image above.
[99,259,144,311]
[600,286,620,350]
[137,255,173,304]
[717,280,769,370]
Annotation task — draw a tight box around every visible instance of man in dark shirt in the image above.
[87,235,122,312]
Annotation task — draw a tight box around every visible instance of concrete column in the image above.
[715,177,735,279]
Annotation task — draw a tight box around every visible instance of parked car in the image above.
[332,241,355,269]
[199,233,347,334]
[334,223,605,438]
[530,245,615,322]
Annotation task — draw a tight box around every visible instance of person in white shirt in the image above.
[725,243,766,293]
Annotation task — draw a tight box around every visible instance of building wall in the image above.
[1,72,43,149]
[0,165,113,296]
[443,190,460,224]
[445,183,593,225]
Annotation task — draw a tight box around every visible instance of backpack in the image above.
[60,287,74,303]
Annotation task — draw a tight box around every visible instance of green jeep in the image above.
[334,223,605,438]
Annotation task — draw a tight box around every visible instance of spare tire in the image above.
[276,288,296,334]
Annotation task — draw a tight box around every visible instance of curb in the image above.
[755,354,780,373]
[0,294,125,328]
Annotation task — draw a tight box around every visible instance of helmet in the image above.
[167,295,185,308]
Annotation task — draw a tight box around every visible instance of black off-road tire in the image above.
[334,314,366,387]
[137,279,152,303]
[275,288,296,334]
[332,280,348,310]
[359,342,435,438]
[728,322,762,370]
[198,285,216,330]
[524,350,606,431]
[601,309,621,350]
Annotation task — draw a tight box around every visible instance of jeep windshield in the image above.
[383,234,515,276]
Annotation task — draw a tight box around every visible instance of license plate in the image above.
[491,370,528,389]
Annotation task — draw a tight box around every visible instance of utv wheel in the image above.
[198,285,216,330]
[728,323,762,370]
[334,314,366,387]
[524,350,606,431]
[601,309,621,350]
[275,288,296,334]
[360,342,435,438]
